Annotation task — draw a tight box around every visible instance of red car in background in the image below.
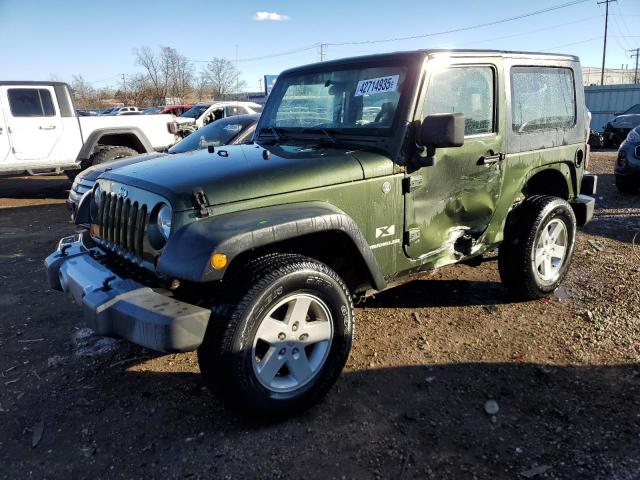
[143,105,192,116]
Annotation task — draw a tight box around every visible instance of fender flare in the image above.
[522,162,576,198]
[77,127,154,161]
[157,202,386,291]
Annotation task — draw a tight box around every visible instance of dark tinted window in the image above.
[168,116,256,153]
[622,104,640,115]
[180,105,209,118]
[8,88,55,117]
[423,66,494,135]
[511,67,575,132]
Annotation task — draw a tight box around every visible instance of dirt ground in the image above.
[0,151,639,479]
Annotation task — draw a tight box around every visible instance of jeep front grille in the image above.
[95,191,147,260]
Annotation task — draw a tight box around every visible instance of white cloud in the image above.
[253,11,290,21]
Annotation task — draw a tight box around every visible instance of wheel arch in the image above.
[522,163,574,200]
[77,127,154,161]
[157,202,386,293]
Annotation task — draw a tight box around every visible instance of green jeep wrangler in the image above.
[46,49,597,418]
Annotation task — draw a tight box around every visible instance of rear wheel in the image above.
[498,196,576,300]
[198,253,354,419]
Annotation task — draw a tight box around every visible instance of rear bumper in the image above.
[44,233,210,352]
[570,195,595,227]
[571,173,597,227]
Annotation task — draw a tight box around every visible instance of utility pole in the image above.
[121,73,126,104]
[319,43,327,62]
[235,44,239,98]
[631,48,640,84]
[598,0,616,86]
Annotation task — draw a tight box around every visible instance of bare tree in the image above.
[201,57,246,99]
[161,46,193,102]
[135,45,194,104]
[194,72,214,102]
[135,46,165,103]
[71,74,95,109]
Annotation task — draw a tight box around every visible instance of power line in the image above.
[188,0,591,65]
[190,44,320,64]
[454,15,600,47]
[326,0,591,46]
[545,36,604,51]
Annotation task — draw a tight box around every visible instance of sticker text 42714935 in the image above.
[354,75,399,97]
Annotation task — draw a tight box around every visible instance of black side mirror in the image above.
[420,113,465,148]
[415,113,465,167]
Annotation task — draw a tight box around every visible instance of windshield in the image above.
[180,104,210,118]
[168,116,255,153]
[260,64,408,135]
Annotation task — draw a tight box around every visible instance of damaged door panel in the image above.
[405,60,505,263]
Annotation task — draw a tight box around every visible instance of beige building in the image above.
[582,67,639,86]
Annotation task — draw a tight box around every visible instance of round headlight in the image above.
[93,184,102,208]
[156,204,172,240]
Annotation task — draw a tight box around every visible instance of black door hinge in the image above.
[405,228,421,246]
[402,174,423,194]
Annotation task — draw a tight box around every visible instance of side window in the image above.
[423,66,494,136]
[8,88,55,117]
[511,67,575,133]
[225,105,241,117]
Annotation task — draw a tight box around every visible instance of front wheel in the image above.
[198,254,354,419]
[498,196,576,300]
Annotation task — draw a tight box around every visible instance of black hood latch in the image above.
[192,187,210,217]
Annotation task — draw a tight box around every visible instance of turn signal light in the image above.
[210,253,228,270]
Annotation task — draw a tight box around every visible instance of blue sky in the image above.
[1,0,639,92]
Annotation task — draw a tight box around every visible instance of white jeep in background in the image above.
[175,101,262,135]
[0,81,180,179]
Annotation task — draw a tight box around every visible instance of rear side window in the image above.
[8,88,55,117]
[511,67,575,133]
[423,66,495,136]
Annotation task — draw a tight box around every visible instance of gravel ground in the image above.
[0,150,639,479]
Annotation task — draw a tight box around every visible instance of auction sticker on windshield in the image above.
[354,75,399,96]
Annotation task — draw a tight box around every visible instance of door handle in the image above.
[478,151,504,165]
[39,125,56,130]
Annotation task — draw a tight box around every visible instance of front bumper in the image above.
[44,234,210,352]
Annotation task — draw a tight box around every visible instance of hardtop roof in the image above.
[280,49,580,75]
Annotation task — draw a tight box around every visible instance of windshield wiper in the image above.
[259,126,288,142]
[302,128,340,144]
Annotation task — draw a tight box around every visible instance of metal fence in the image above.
[585,84,640,132]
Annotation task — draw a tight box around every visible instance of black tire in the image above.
[65,146,137,181]
[498,196,576,300]
[198,253,354,419]
[615,175,637,194]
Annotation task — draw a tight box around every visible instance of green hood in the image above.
[100,144,366,211]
